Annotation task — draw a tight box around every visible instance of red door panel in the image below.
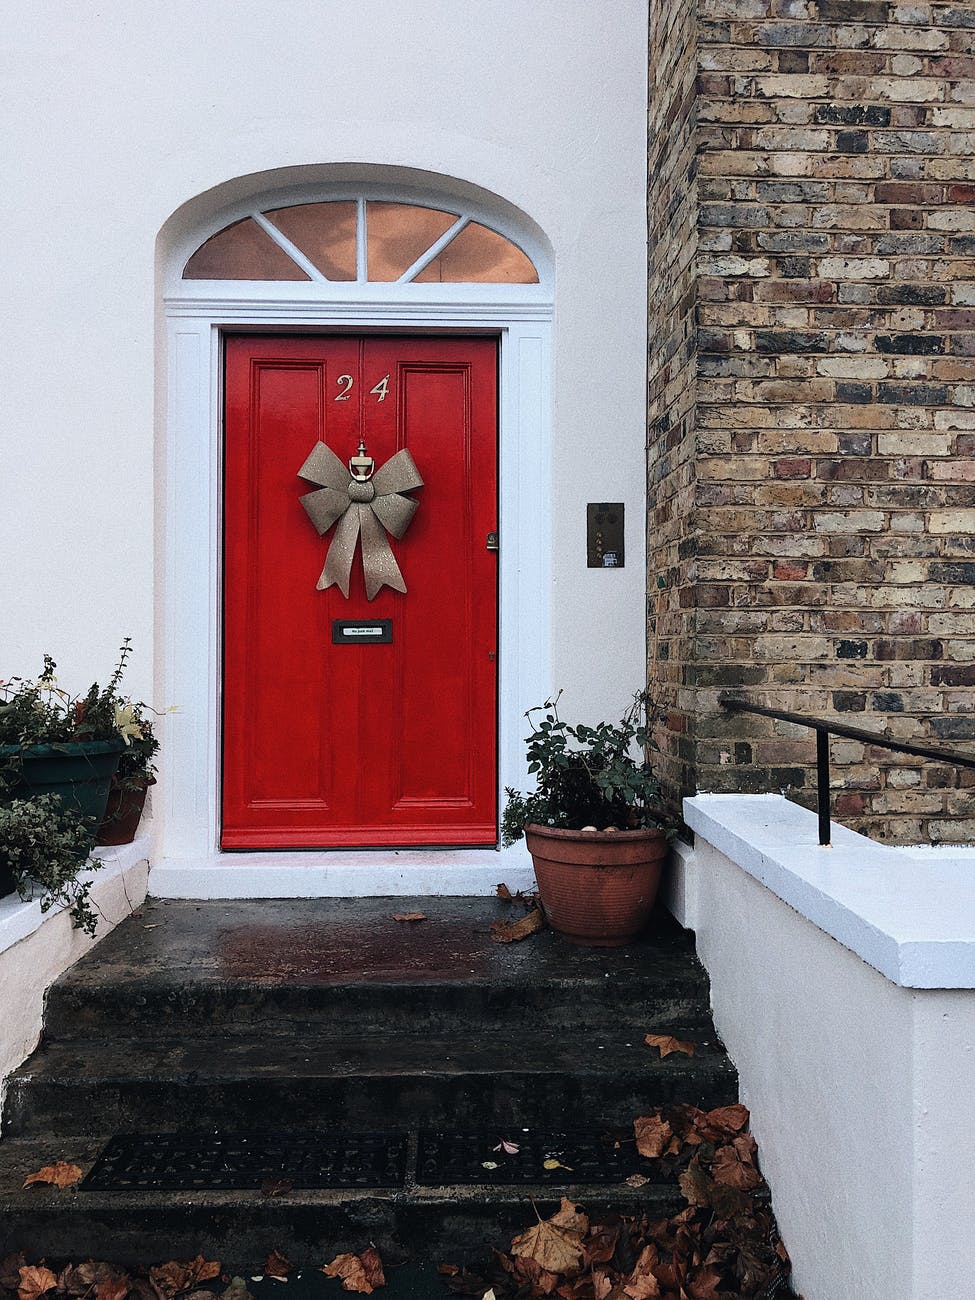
[222,336,498,848]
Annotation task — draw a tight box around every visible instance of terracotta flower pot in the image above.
[524,823,668,947]
[96,778,154,846]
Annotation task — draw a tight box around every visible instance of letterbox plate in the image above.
[332,619,393,645]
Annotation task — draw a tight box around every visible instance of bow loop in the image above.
[297,441,423,600]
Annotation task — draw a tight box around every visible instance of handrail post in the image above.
[816,728,831,847]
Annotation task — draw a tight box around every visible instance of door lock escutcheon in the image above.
[486,531,499,552]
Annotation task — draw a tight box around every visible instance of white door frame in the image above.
[154,277,553,896]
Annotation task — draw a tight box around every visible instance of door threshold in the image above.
[149,845,535,898]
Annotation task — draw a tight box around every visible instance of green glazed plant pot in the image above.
[0,740,125,830]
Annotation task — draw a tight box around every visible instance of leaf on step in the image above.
[496,884,513,900]
[322,1249,385,1294]
[643,1034,695,1059]
[22,1162,83,1189]
[511,1200,586,1275]
[17,1267,57,1300]
[436,1265,459,1277]
[263,1252,292,1280]
[711,1139,762,1191]
[677,1157,712,1209]
[633,1114,673,1159]
[697,1104,749,1140]
[260,1179,293,1199]
[490,909,545,943]
[96,1277,131,1300]
[543,1158,573,1171]
[624,1173,649,1189]
[149,1257,221,1299]
[391,912,426,923]
[493,1139,521,1155]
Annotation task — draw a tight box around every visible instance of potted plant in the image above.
[96,697,159,845]
[0,639,151,841]
[502,691,671,946]
[0,794,102,934]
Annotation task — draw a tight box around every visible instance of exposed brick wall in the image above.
[649,0,975,843]
[648,0,700,811]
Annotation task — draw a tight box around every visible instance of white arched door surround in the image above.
[153,171,553,897]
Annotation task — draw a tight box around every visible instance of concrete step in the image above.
[43,898,711,1040]
[0,1133,687,1269]
[3,1027,736,1138]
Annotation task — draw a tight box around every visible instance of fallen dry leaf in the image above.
[95,1278,130,1300]
[511,1201,586,1275]
[149,1257,221,1299]
[633,1114,673,1159]
[18,1266,57,1300]
[263,1251,292,1280]
[436,1265,459,1277]
[391,912,426,923]
[711,1138,762,1191]
[644,1034,696,1059]
[22,1162,83,1190]
[322,1249,385,1294]
[699,1103,749,1139]
[543,1157,572,1171]
[260,1178,293,1198]
[496,883,514,900]
[624,1173,649,1189]
[493,1139,520,1155]
[490,909,545,943]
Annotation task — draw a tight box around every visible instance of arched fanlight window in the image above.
[183,199,539,284]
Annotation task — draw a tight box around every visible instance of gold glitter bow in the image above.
[297,440,424,600]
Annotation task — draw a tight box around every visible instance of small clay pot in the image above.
[96,779,154,846]
[525,823,668,947]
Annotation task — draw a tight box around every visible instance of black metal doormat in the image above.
[416,1130,669,1186]
[82,1132,409,1191]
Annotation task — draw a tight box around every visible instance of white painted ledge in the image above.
[682,794,975,989]
[0,835,150,957]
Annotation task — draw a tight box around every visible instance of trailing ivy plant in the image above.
[0,795,101,935]
[501,690,669,846]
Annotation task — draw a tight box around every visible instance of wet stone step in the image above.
[42,900,710,1039]
[1,1030,737,1139]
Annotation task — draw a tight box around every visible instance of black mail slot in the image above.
[332,619,393,645]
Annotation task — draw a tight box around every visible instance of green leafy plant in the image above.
[501,690,668,846]
[0,639,160,793]
[0,795,101,934]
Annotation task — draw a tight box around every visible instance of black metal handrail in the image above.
[720,695,975,846]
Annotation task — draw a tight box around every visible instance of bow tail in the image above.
[317,506,361,597]
[359,505,407,600]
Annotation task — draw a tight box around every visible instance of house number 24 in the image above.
[334,374,390,401]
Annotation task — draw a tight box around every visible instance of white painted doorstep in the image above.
[681,793,975,989]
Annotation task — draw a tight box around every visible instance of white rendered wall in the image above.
[673,796,975,1300]
[0,0,648,735]
[0,843,149,1125]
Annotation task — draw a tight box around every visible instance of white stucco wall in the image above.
[673,795,975,1300]
[1,0,648,730]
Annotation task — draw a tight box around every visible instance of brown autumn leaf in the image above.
[511,1201,586,1275]
[490,908,545,943]
[95,1278,130,1300]
[22,1162,83,1190]
[0,1254,26,1292]
[624,1173,649,1189]
[322,1249,385,1294]
[643,1034,696,1059]
[711,1141,762,1191]
[496,883,514,900]
[677,1157,712,1209]
[436,1265,459,1277]
[698,1103,749,1139]
[391,912,426,923]
[17,1267,58,1300]
[149,1257,221,1299]
[684,1264,722,1300]
[260,1178,293,1198]
[263,1251,292,1279]
[633,1113,673,1159]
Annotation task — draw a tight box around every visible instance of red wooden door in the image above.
[222,336,498,848]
